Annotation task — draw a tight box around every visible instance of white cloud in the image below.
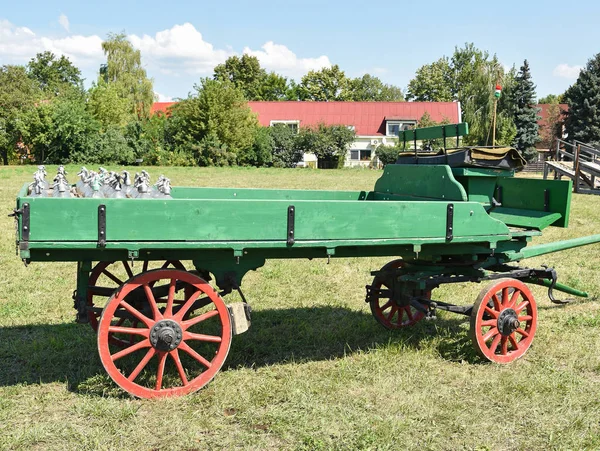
[128,23,233,75]
[243,41,331,78]
[0,19,102,68]
[58,14,69,32]
[155,92,173,102]
[0,19,332,88]
[553,63,582,79]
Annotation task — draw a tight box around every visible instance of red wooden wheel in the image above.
[97,269,232,398]
[369,259,430,329]
[470,278,537,364]
[87,260,185,345]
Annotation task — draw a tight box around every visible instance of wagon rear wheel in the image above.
[98,269,232,398]
[87,260,186,346]
[369,259,430,329]
[469,278,537,364]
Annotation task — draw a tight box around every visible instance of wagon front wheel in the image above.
[469,278,537,364]
[98,269,232,398]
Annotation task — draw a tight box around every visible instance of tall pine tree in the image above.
[564,53,600,147]
[513,60,540,162]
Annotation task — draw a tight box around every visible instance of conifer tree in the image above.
[564,53,600,147]
[513,60,540,162]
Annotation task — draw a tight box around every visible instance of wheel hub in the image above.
[497,308,520,336]
[150,319,183,351]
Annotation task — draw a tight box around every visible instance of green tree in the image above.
[170,78,259,161]
[88,80,132,127]
[299,65,351,101]
[538,93,564,104]
[350,74,404,101]
[539,103,563,149]
[270,123,302,167]
[295,123,355,168]
[214,55,290,101]
[261,72,290,101]
[240,126,273,166]
[564,53,600,147]
[512,60,540,161]
[27,51,83,96]
[375,145,400,166]
[25,97,100,163]
[99,33,154,119]
[406,44,517,147]
[214,55,266,100]
[406,57,454,101]
[0,65,40,164]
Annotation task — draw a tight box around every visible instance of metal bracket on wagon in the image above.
[228,302,252,335]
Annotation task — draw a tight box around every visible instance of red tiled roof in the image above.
[150,100,461,136]
[536,103,568,126]
[151,102,177,115]
[247,101,460,136]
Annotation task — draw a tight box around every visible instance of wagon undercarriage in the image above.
[12,123,600,398]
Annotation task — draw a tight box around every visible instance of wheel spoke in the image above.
[515,300,529,314]
[127,348,156,382]
[108,325,149,337]
[481,319,497,327]
[119,300,154,328]
[183,309,220,329]
[179,341,212,368]
[519,315,533,321]
[165,278,176,317]
[174,290,203,321]
[155,352,167,391]
[122,261,134,279]
[508,290,521,309]
[482,327,499,342]
[405,307,413,321]
[170,349,189,386]
[387,306,397,321]
[112,339,151,361]
[491,294,502,311]
[379,300,392,312]
[143,284,163,321]
[502,287,511,307]
[489,334,502,354]
[501,336,508,355]
[515,328,530,338]
[484,306,499,319]
[184,331,222,343]
[102,269,124,286]
[508,334,520,350]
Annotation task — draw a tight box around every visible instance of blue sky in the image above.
[1,0,598,101]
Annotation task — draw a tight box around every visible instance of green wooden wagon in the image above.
[11,123,600,398]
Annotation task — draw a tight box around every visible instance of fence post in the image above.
[574,144,581,194]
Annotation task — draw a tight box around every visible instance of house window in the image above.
[270,120,300,133]
[351,150,371,161]
[386,121,416,137]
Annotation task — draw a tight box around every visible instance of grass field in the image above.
[1,165,600,450]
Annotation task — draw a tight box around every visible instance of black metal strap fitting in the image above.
[287,205,295,245]
[446,203,454,241]
[98,204,106,248]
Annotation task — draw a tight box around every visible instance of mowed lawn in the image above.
[1,165,600,450]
